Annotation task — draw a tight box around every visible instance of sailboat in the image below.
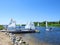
[0,19,40,34]
[46,21,49,31]
[25,22,35,30]
[38,23,40,27]
[8,18,16,30]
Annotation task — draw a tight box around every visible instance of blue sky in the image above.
[0,0,60,24]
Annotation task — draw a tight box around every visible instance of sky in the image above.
[0,0,60,24]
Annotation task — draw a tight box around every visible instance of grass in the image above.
[39,24,60,27]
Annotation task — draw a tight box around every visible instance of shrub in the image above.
[0,25,4,30]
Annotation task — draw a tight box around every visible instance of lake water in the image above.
[33,27,60,45]
[8,26,60,45]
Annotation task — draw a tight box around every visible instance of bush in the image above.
[0,25,4,30]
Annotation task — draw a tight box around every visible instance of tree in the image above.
[34,22,38,26]
[0,25,4,30]
[59,20,60,24]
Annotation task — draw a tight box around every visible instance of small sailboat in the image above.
[8,18,16,30]
[25,22,35,30]
[46,21,49,31]
[25,22,40,33]
[38,23,40,27]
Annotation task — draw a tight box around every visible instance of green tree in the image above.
[59,20,60,24]
[0,25,4,30]
[34,22,38,26]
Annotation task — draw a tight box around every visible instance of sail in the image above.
[8,18,16,30]
[8,22,16,28]
[46,21,48,28]
[25,22,35,30]
[46,21,49,31]
[38,23,39,26]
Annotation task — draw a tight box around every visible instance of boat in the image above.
[45,21,52,31]
[25,22,35,30]
[6,30,40,34]
[1,19,40,34]
[46,21,49,31]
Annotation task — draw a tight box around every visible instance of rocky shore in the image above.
[0,32,52,45]
[0,32,12,45]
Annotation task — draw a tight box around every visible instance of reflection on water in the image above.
[11,27,60,45]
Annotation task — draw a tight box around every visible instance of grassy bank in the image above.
[40,24,60,27]
[49,24,60,27]
[34,21,60,27]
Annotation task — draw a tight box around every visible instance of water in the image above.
[8,26,60,45]
[33,27,60,45]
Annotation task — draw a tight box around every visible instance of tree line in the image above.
[34,21,60,27]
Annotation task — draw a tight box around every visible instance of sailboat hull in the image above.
[46,29,49,31]
[0,30,40,34]
[8,30,36,34]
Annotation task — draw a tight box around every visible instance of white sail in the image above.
[8,18,16,29]
[46,21,49,31]
[25,22,35,30]
[46,21,48,28]
[8,22,16,28]
[38,23,39,26]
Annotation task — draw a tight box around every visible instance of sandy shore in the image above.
[0,32,13,45]
[15,34,52,45]
[0,32,52,45]
[22,35,52,45]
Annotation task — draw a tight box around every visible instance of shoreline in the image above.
[0,32,12,45]
[15,34,52,45]
[0,32,53,45]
